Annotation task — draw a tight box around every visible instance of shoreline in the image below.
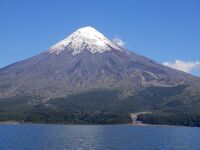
[0,120,21,125]
[0,120,197,128]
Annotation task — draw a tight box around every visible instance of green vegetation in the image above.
[0,110,132,124]
[25,111,132,124]
[0,86,200,126]
[49,90,120,112]
[137,113,200,127]
[0,93,132,124]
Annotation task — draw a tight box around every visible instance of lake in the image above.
[0,124,199,150]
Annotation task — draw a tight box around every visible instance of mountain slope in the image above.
[0,26,200,116]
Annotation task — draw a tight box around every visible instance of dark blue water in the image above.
[0,124,199,150]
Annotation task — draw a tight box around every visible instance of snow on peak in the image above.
[47,26,123,55]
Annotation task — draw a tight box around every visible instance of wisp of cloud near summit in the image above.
[112,36,125,47]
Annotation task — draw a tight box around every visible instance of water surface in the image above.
[0,124,199,150]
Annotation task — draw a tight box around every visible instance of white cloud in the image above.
[163,60,200,73]
[112,36,125,47]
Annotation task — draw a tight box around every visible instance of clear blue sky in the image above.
[0,0,200,76]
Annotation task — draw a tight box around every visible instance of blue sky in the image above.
[0,0,200,76]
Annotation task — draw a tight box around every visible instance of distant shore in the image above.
[0,120,20,124]
[0,120,196,128]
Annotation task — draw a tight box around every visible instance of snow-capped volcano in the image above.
[47,26,123,55]
[1,26,200,115]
